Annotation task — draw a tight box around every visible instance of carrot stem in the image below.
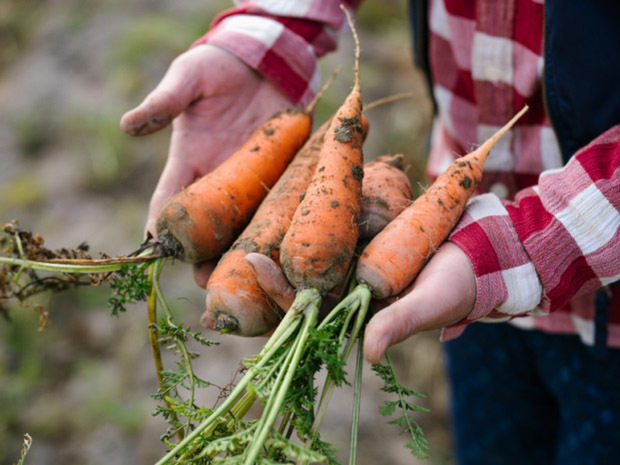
[349,336,364,465]
[306,283,372,457]
[0,256,136,274]
[154,292,311,465]
[244,292,321,465]
[146,261,184,442]
[152,259,197,438]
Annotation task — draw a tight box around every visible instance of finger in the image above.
[193,260,218,289]
[200,309,216,331]
[245,253,296,310]
[363,290,472,364]
[120,52,202,136]
[145,152,199,238]
[363,296,421,364]
[363,243,476,363]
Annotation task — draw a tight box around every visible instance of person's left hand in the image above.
[363,242,476,363]
[247,242,477,363]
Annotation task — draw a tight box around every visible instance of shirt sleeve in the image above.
[442,125,620,340]
[192,0,362,108]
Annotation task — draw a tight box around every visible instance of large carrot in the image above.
[356,106,529,299]
[155,108,312,263]
[202,119,332,336]
[279,11,365,294]
[359,153,413,240]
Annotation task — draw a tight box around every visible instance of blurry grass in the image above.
[110,13,208,97]
[0,0,42,71]
[62,110,133,189]
[0,176,45,215]
[11,103,58,159]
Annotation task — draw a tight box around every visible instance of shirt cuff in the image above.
[193,14,321,109]
[441,193,544,340]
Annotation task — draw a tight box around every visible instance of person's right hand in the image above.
[120,44,293,286]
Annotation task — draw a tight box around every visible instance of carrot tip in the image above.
[215,313,239,333]
[154,229,184,259]
[340,4,361,92]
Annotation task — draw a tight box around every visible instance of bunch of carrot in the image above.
[145,7,529,462]
[0,12,528,460]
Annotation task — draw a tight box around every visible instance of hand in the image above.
[244,253,344,314]
[363,242,476,363]
[120,44,293,239]
[245,243,475,359]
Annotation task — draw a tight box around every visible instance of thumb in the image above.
[363,298,421,364]
[362,242,476,364]
[120,50,202,136]
[245,253,296,311]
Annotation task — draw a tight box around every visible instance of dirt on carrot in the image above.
[155,108,312,264]
[202,119,332,336]
[359,154,413,240]
[356,107,528,299]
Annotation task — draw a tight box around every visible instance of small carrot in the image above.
[359,153,413,240]
[155,108,312,263]
[279,13,365,294]
[356,106,529,299]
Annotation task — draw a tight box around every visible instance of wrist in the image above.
[448,194,544,319]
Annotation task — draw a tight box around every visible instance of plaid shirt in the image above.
[198,0,620,347]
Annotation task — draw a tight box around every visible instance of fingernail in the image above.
[375,331,392,362]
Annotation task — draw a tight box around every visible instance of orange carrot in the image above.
[155,109,311,263]
[279,12,364,294]
[202,119,331,336]
[202,115,370,335]
[359,154,413,240]
[356,107,528,299]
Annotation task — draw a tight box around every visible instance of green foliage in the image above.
[372,357,430,459]
[108,263,151,315]
[152,316,219,442]
[151,290,364,464]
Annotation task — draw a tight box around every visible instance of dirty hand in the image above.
[242,253,344,312]
[120,44,291,283]
[363,242,476,363]
[245,243,476,361]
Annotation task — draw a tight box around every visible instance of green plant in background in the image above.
[0,0,41,71]
[110,13,208,98]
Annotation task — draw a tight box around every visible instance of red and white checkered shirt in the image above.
[193,0,362,108]
[198,0,620,347]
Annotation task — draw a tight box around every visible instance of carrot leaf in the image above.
[372,351,430,459]
[108,263,151,315]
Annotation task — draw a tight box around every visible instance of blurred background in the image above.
[0,0,451,463]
